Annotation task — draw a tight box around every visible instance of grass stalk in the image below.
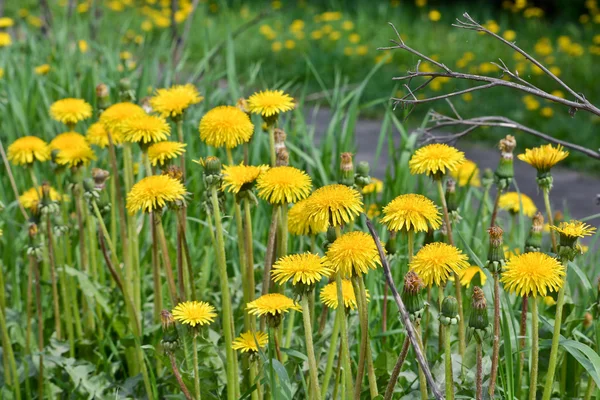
[0,303,20,400]
[301,293,322,399]
[530,297,539,400]
[321,306,341,399]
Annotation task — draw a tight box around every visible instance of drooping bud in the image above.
[354,161,371,190]
[486,226,505,274]
[401,271,425,322]
[494,135,516,190]
[160,310,179,352]
[339,152,354,187]
[525,212,544,253]
[276,148,289,167]
[440,296,460,326]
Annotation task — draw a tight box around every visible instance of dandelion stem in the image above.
[542,187,558,253]
[192,333,202,400]
[155,213,179,306]
[244,198,256,329]
[384,336,410,400]
[489,188,502,228]
[33,256,45,399]
[517,295,528,399]
[321,307,341,399]
[476,340,483,400]
[0,298,20,400]
[45,214,62,339]
[444,326,454,400]
[301,294,322,399]
[268,125,276,166]
[106,133,128,267]
[151,214,163,322]
[176,119,186,181]
[436,178,466,360]
[168,351,194,400]
[530,297,539,400]
[210,186,239,400]
[417,324,428,400]
[489,272,501,398]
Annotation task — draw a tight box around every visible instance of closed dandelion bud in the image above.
[445,178,458,213]
[203,156,222,188]
[486,226,505,273]
[339,152,354,186]
[324,227,337,248]
[494,135,516,189]
[96,83,110,112]
[354,161,371,190]
[385,231,397,256]
[584,312,593,329]
[39,182,60,215]
[83,178,100,201]
[160,310,179,352]
[276,148,289,166]
[119,78,135,102]
[440,296,460,326]
[401,271,425,322]
[274,128,287,154]
[92,168,110,190]
[482,168,494,189]
[525,212,544,253]
[468,287,490,342]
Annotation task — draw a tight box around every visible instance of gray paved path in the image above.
[310,108,600,221]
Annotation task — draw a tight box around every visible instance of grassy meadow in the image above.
[0,1,599,400]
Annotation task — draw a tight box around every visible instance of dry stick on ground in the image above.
[366,219,444,400]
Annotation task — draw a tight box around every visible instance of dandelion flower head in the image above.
[222,164,269,194]
[518,144,568,173]
[450,159,481,187]
[498,192,537,217]
[501,252,565,297]
[303,184,363,228]
[50,98,93,126]
[126,174,186,214]
[271,253,332,286]
[199,105,254,148]
[86,122,124,148]
[409,242,470,286]
[325,231,382,278]
[150,84,203,118]
[320,279,369,310]
[246,293,301,317]
[172,301,217,327]
[247,89,295,118]
[381,193,442,232]
[409,143,466,177]
[7,136,50,166]
[256,166,312,204]
[147,141,186,166]
[121,114,170,144]
[232,331,269,353]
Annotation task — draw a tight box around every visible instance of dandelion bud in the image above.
[92,168,110,190]
[276,148,289,166]
[440,296,460,326]
[468,287,490,341]
[339,152,354,186]
[96,83,110,112]
[401,271,425,322]
[525,212,544,253]
[119,78,135,102]
[354,161,371,190]
[486,226,505,273]
[385,230,397,256]
[482,168,494,189]
[39,182,60,215]
[160,310,179,352]
[583,312,593,329]
[495,135,516,189]
[273,128,287,154]
[445,178,458,213]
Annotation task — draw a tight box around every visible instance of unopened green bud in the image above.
[445,178,458,213]
[440,296,459,326]
[482,168,494,188]
[401,271,425,322]
[494,135,516,189]
[525,212,544,253]
[486,226,505,273]
[536,172,553,190]
[356,161,370,177]
[339,152,354,187]
[160,310,179,352]
[468,287,489,331]
[385,231,397,256]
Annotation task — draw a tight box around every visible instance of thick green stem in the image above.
[244,199,256,330]
[210,187,239,400]
[75,181,95,334]
[489,273,501,397]
[444,327,454,400]
[176,119,186,180]
[436,179,465,359]
[301,294,322,400]
[417,324,428,400]
[476,341,483,400]
[407,229,414,262]
[542,187,557,253]
[542,261,567,400]
[151,214,163,322]
[55,237,75,356]
[193,334,202,400]
[155,214,179,306]
[438,285,445,350]
[268,126,276,166]
[321,307,341,399]
[530,298,539,400]
[45,214,62,339]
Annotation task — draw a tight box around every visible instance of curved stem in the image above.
[530,298,539,400]
[301,294,321,399]
[384,337,410,400]
[444,327,454,400]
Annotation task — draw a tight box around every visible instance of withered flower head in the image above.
[472,286,486,310]
[236,97,249,113]
[92,168,110,189]
[161,310,175,330]
[276,148,289,166]
[96,83,109,98]
[340,152,354,172]
[403,270,424,295]
[531,212,544,233]
[488,226,504,246]
[499,135,516,157]
[164,165,184,182]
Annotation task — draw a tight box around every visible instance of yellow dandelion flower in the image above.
[409,242,470,286]
[34,64,51,75]
[20,186,62,212]
[288,198,328,236]
[366,204,380,219]
[120,114,170,144]
[232,331,269,353]
[518,144,569,173]
[361,177,383,194]
[78,39,88,53]
[126,174,186,214]
[325,231,382,278]
[246,293,301,317]
[304,184,363,228]
[429,10,441,21]
[86,122,124,148]
[50,98,93,126]
[458,266,487,288]
[247,90,295,118]
[272,253,332,286]
[551,221,596,242]
[222,164,269,193]
[449,159,481,187]
[7,136,50,166]
[172,301,217,327]
[150,84,203,118]
[498,192,537,217]
[50,132,96,167]
[0,32,11,47]
[320,279,369,310]
[501,252,565,297]
[0,17,14,28]
[381,193,442,232]
[147,141,186,166]
[409,143,466,177]
[544,296,557,306]
[100,102,146,133]
[256,166,312,204]
[199,105,254,149]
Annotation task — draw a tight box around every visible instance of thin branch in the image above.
[366,219,444,400]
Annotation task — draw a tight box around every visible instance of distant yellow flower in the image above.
[222,164,268,193]
[126,174,186,214]
[272,253,331,286]
[50,132,96,167]
[0,32,11,47]
[428,10,441,21]
[121,114,170,144]
[518,144,568,174]
[20,186,62,212]
[50,98,93,126]
[256,166,312,204]
[544,296,557,306]
[232,331,269,354]
[35,64,51,75]
[246,293,301,317]
[7,136,50,165]
[551,221,596,241]
[503,30,517,41]
[325,231,382,278]
[415,0,427,7]
[458,266,487,288]
[356,45,368,55]
[320,279,368,310]
[247,90,295,118]
[147,141,186,166]
[86,122,123,148]
[271,41,282,52]
[366,204,380,219]
[150,84,202,118]
[381,193,442,232]
[199,105,254,148]
[172,301,216,327]
[0,17,14,28]
[288,198,328,236]
[349,33,360,43]
[450,159,481,187]
[100,102,146,133]
[362,177,383,194]
[409,143,466,177]
[523,95,540,111]
[342,21,354,30]
[303,184,363,228]
[498,192,537,217]
[78,40,89,53]
[409,242,469,286]
[284,39,296,49]
[501,252,565,297]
